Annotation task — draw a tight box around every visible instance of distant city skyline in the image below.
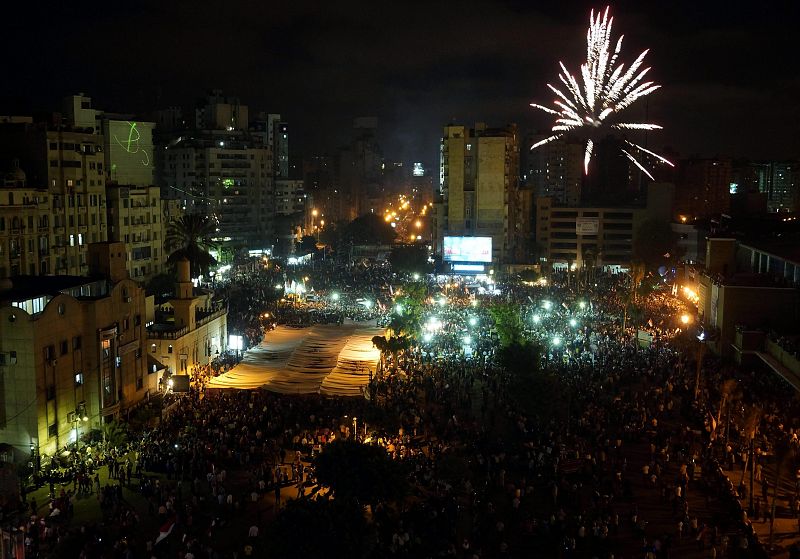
[1,0,798,169]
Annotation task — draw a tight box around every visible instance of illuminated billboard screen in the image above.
[443,236,492,263]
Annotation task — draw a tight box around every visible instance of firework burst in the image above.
[530,6,673,177]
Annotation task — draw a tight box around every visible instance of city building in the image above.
[0,116,109,277]
[158,132,272,251]
[674,157,732,219]
[523,133,583,206]
[535,182,674,271]
[146,258,227,377]
[157,92,274,253]
[0,243,153,461]
[690,237,800,359]
[436,123,520,266]
[106,184,168,282]
[755,162,797,213]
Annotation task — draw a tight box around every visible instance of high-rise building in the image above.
[0,116,109,277]
[674,157,732,219]
[523,133,583,206]
[436,123,520,266]
[749,162,798,213]
[106,185,168,282]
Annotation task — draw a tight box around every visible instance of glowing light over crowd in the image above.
[530,6,673,178]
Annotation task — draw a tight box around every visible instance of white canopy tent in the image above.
[206,321,384,396]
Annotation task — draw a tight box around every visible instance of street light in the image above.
[468,316,478,327]
[542,300,553,310]
[331,292,340,301]
[569,318,578,328]
[579,301,587,310]
[552,336,562,347]
[680,314,691,325]
[532,314,541,324]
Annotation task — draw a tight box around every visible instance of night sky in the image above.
[3,0,798,169]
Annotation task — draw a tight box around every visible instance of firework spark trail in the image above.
[530,6,672,175]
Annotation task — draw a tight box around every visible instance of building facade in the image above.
[0,243,153,461]
[0,119,109,277]
[106,185,168,282]
[146,259,227,377]
[523,134,583,206]
[437,123,520,266]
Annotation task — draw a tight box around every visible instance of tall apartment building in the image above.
[159,133,272,250]
[674,158,732,219]
[523,134,583,206]
[0,243,153,461]
[106,185,167,281]
[436,123,520,265]
[158,93,273,252]
[753,162,798,213]
[0,118,109,277]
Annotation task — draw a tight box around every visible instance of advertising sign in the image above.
[443,236,492,263]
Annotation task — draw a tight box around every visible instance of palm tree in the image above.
[165,214,218,277]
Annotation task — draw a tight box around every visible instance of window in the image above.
[48,423,57,438]
[123,318,129,331]
[72,336,82,350]
[134,314,141,326]
[75,372,84,386]
[69,235,75,247]
[168,345,173,354]
[136,378,144,390]
[60,340,68,355]
[151,344,156,353]
[46,385,55,401]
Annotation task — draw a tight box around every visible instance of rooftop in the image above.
[0,275,110,305]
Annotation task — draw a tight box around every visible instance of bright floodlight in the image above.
[413,273,420,280]
[468,316,478,327]
[552,336,562,347]
[569,318,578,327]
[532,314,541,324]
[362,300,372,309]
[579,301,587,309]
[463,335,472,345]
[423,332,433,342]
[275,284,283,289]
[543,300,553,310]
[331,292,340,301]
[471,299,478,307]
[395,304,403,314]
[438,297,447,306]
[680,314,691,325]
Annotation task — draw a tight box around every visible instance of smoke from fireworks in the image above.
[530,7,673,177]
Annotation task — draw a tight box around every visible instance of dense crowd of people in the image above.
[5,259,798,558]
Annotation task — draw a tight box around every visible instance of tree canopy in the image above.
[489,302,525,347]
[314,439,408,505]
[388,244,430,275]
[298,235,319,256]
[341,214,396,245]
[389,281,427,338]
[164,213,218,277]
[633,219,678,270]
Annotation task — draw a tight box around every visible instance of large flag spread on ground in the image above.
[155,517,175,545]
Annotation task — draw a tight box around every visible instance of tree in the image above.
[145,271,176,298]
[314,439,408,506]
[164,214,218,277]
[489,302,525,347]
[388,244,430,275]
[298,235,318,256]
[102,420,129,449]
[633,219,678,270]
[389,282,427,338]
[341,214,396,246]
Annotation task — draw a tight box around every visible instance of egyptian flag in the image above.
[155,517,176,545]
